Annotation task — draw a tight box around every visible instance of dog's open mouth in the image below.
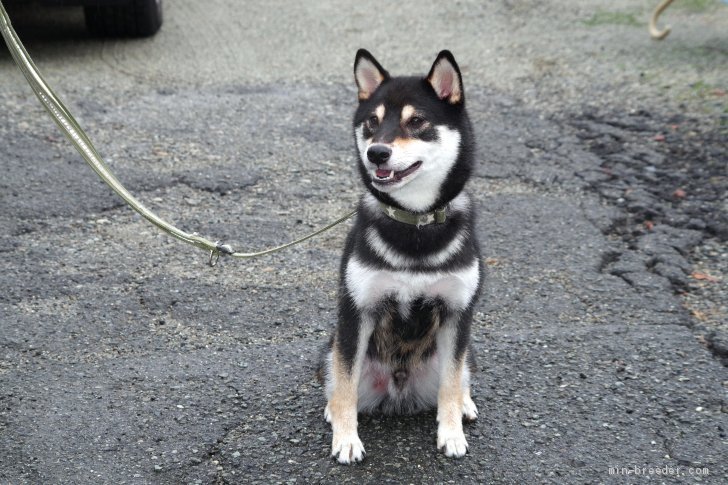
[372,161,422,185]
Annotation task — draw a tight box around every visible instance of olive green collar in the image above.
[379,202,447,227]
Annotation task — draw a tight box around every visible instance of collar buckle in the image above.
[379,202,447,227]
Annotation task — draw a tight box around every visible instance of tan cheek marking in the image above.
[375,104,385,121]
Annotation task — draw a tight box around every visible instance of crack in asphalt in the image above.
[570,108,727,367]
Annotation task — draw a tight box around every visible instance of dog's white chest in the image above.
[345,257,479,310]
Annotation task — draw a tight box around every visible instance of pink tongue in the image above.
[376,169,392,178]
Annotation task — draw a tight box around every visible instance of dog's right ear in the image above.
[354,49,389,101]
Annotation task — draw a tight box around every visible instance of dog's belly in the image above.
[357,354,442,414]
[345,256,480,311]
[340,256,479,414]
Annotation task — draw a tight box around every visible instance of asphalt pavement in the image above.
[1,1,726,484]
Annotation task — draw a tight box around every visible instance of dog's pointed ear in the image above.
[354,49,389,101]
[426,50,463,104]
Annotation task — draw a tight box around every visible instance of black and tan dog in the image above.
[319,49,482,464]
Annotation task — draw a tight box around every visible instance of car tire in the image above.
[84,0,163,38]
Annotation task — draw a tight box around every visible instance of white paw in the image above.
[437,425,468,458]
[462,396,478,421]
[324,404,331,423]
[331,432,366,464]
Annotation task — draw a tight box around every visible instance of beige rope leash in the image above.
[649,0,676,40]
[0,2,355,266]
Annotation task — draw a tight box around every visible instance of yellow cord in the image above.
[0,2,355,265]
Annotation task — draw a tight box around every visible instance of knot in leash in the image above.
[209,241,234,267]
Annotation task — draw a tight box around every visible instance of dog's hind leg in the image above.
[325,310,375,464]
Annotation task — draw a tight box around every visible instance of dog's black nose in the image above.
[367,144,392,165]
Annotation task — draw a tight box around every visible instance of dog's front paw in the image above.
[437,425,468,458]
[462,396,478,421]
[332,431,366,464]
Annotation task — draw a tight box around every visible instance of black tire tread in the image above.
[85,0,162,38]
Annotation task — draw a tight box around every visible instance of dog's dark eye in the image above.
[367,116,379,130]
[408,116,425,129]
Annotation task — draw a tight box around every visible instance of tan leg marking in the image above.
[327,319,374,464]
[328,347,364,462]
[460,349,478,421]
[436,325,469,457]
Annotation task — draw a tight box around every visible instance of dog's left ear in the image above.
[426,50,463,105]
